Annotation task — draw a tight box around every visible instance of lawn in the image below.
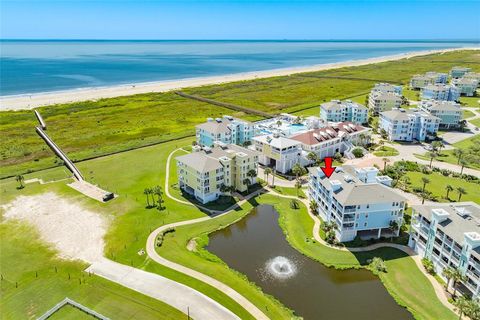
[415,135,480,170]
[405,171,480,203]
[470,117,480,127]
[460,95,480,108]
[2,50,479,178]
[373,145,400,157]
[463,109,475,119]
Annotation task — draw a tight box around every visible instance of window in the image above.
[364,222,368,227]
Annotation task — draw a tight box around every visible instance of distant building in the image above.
[368,91,402,115]
[319,100,368,124]
[196,115,254,147]
[309,165,406,242]
[252,134,302,174]
[452,78,478,97]
[371,83,403,95]
[410,72,448,90]
[408,202,480,298]
[379,108,440,142]
[450,66,472,79]
[463,72,480,87]
[421,84,460,101]
[290,122,370,161]
[176,143,258,204]
[418,100,462,129]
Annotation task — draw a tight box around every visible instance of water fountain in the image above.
[266,256,297,280]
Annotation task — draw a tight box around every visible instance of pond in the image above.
[207,205,413,320]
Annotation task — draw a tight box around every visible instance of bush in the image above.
[352,148,364,158]
[369,257,388,274]
[422,258,435,275]
[290,199,300,209]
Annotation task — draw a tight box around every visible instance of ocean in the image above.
[0,40,477,96]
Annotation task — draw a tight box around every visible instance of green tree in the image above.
[456,187,467,202]
[442,267,455,292]
[292,163,307,180]
[421,177,430,193]
[143,188,151,207]
[445,184,454,200]
[453,148,464,164]
[243,178,252,193]
[307,152,318,164]
[247,169,257,185]
[389,220,399,241]
[264,167,272,186]
[428,151,438,168]
[451,268,467,297]
[294,180,302,197]
[459,159,467,175]
[309,199,318,215]
[453,296,471,320]
[382,157,390,171]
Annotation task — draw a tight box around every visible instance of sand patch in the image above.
[1,192,107,263]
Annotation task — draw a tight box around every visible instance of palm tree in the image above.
[445,184,454,200]
[459,159,467,175]
[15,175,25,189]
[243,178,252,193]
[307,152,318,164]
[453,296,471,320]
[389,220,399,241]
[453,148,464,164]
[451,268,467,298]
[276,120,282,127]
[421,177,430,193]
[292,163,306,181]
[442,267,455,292]
[294,180,302,197]
[309,199,318,215]
[246,169,257,185]
[456,187,467,202]
[382,158,390,171]
[264,167,272,186]
[143,188,151,207]
[428,151,438,168]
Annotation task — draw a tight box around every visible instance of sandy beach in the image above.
[1,46,478,111]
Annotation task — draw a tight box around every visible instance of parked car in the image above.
[103,192,114,202]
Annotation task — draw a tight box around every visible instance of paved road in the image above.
[86,259,239,320]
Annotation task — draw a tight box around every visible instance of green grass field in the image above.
[460,95,480,108]
[470,117,480,127]
[405,171,479,203]
[373,145,399,157]
[1,50,479,178]
[463,109,475,119]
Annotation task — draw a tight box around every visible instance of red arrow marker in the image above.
[321,157,336,178]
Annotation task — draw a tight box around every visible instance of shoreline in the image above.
[1,46,478,111]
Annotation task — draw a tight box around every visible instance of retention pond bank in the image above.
[207,205,413,319]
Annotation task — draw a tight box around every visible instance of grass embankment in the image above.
[416,135,480,170]
[2,50,479,178]
[0,181,185,319]
[374,145,399,157]
[1,138,291,320]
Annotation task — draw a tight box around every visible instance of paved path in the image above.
[86,259,238,320]
[257,166,307,188]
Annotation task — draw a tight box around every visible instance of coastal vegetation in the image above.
[1,50,480,178]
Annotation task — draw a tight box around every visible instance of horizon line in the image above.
[1,38,479,42]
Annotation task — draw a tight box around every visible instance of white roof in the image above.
[253,134,301,149]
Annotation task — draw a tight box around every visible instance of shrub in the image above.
[352,148,364,158]
[290,199,300,209]
[422,258,435,275]
[369,257,388,274]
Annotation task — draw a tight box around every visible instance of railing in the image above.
[38,297,109,320]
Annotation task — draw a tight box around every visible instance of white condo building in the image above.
[421,84,460,101]
[418,100,462,129]
[452,78,479,97]
[371,83,403,95]
[196,115,254,147]
[368,91,402,115]
[319,100,368,124]
[309,165,406,242]
[451,67,472,79]
[410,72,448,90]
[252,134,302,174]
[379,108,440,142]
[409,202,480,298]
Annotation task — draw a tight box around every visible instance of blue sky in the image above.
[1,1,479,40]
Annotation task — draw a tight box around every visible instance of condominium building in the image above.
[308,165,406,242]
[410,72,447,90]
[421,84,460,101]
[418,100,463,129]
[451,66,472,79]
[290,122,370,161]
[463,72,480,87]
[452,78,479,97]
[379,108,440,142]
[368,91,402,115]
[408,202,480,298]
[371,83,403,95]
[196,115,254,147]
[252,134,302,174]
[319,100,368,124]
[176,143,259,204]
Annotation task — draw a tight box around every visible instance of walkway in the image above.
[257,167,307,188]
[86,259,238,320]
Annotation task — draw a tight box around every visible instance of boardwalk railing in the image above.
[37,297,110,320]
[175,91,276,118]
